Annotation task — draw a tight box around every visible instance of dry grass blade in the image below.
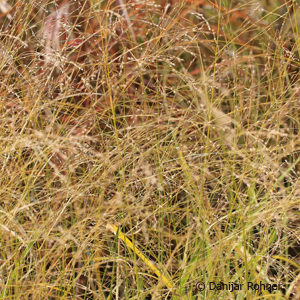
[107,224,174,290]
[0,0,12,20]
[41,1,71,64]
[118,0,135,40]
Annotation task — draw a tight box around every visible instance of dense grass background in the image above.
[0,0,299,299]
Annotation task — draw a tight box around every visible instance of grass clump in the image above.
[0,0,299,299]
